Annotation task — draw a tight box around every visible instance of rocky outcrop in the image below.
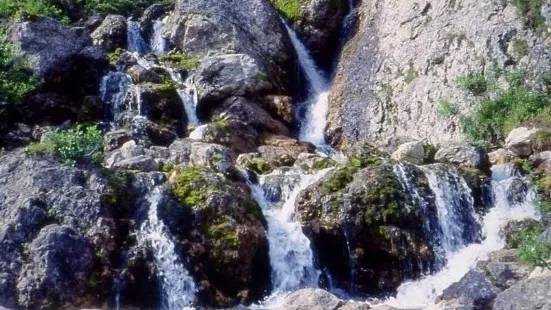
[296,161,437,294]
[91,15,127,52]
[505,126,551,157]
[434,141,489,170]
[167,166,270,307]
[493,275,551,310]
[166,0,297,94]
[391,141,425,165]
[327,0,551,147]
[438,270,499,309]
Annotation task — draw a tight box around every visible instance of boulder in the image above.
[104,130,132,152]
[439,270,499,309]
[274,288,342,310]
[391,141,425,165]
[529,150,551,166]
[165,0,296,92]
[476,249,532,290]
[296,162,437,294]
[489,148,519,165]
[167,166,269,307]
[113,155,159,172]
[211,97,290,136]
[493,276,551,310]
[91,15,127,52]
[124,83,184,129]
[195,54,272,110]
[128,116,177,147]
[505,126,551,157]
[16,225,93,309]
[168,139,234,173]
[259,95,296,126]
[120,140,146,159]
[7,16,90,76]
[262,134,316,151]
[434,142,489,170]
[202,120,261,154]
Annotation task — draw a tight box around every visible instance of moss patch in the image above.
[171,166,230,208]
[206,222,239,249]
[159,51,201,72]
[270,0,304,22]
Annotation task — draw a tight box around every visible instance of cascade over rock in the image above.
[327,0,551,147]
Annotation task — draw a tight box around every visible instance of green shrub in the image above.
[0,0,68,22]
[511,38,529,57]
[460,70,551,144]
[159,51,200,72]
[458,72,487,96]
[270,0,303,22]
[512,0,546,31]
[518,227,551,268]
[437,99,459,118]
[404,64,419,84]
[32,125,104,165]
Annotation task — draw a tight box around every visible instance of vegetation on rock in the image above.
[170,165,232,208]
[512,0,546,31]
[28,124,103,165]
[159,51,201,72]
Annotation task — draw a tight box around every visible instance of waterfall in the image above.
[243,168,330,298]
[166,69,200,126]
[380,164,538,309]
[100,72,133,127]
[137,187,196,310]
[150,19,168,55]
[281,23,330,146]
[127,21,149,54]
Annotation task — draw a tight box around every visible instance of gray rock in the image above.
[165,0,295,92]
[477,249,532,290]
[104,130,132,152]
[505,126,551,157]
[275,288,342,310]
[168,139,193,167]
[16,225,93,309]
[489,149,519,165]
[91,15,127,52]
[327,0,551,147]
[189,142,234,173]
[440,270,499,309]
[195,54,272,109]
[146,146,170,162]
[113,155,159,172]
[391,141,425,165]
[435,142,488,170]
[493,276,551,310]
[140,4,166,25]
[212,97,290,136]
[529,150,551,166]
[120,140,145,159]
[7,16,90,76]
[128,116,177,147]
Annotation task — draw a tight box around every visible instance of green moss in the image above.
[26,141,55,155]
[404,64,419,84]
[159,51,201,71]
[437,99,459,118]
[512,0,546,31]
[171,166,231,208]
[269,0,304,22]
[108,48,123,65]
[323,166,358,192]
[511,38,529,57]
[458,72,487,96]
[206,222,239,248]
[247,158,273,175]
[160,162,175,173]
[423,144,437,163]
[244,198,263,220]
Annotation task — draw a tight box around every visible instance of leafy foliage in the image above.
[437,99,459,118]
[0,0,67,22]
[30,125,104,165]
[460,70,551,144]
[0,32,40,136]
[512,0,546,31]
[159,51,201,71]
[269,0,303,22]
[458,72,487,96]
[518,227,551,268]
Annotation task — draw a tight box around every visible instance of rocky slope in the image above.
[327,0,551,148]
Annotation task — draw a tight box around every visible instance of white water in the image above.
[127,21,149,54]
[282,23,330,146]
[243,168,331,300]
[381,164,538,309]
[137,187,196,310]
[167,69,199,126]
[100,72,133,126]
[150,19,168,55]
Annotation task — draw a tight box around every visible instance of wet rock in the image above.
[275,288,342,310]
[124,84,184,130]
[84,14,104,32]
[7,16,90,76]
[16,225,94,309]
[91,15,127,52]
[297,162,436,294]
[489,148,519,165]
[391,141,425,165]
[262,134,316,151]
[259,95,296,126]
[129,116,177,147]
[195,54,272,111]
[505,126,551,157]
[439,270,499,309]
[167,166,269,307]
[434,142,489,170]
[202,120,261,154]
[476,249,532,290]
[211,97,290,136]
[126,65,165,84]
[168,139,234,173]
[113,155,159,172]
[140,4,166,25]
[493,275,551,310]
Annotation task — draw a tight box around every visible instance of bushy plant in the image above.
[512,0,546,31]
[159,51,201,72]
[437,99,459,118]
[0,0,67,21]
[518,228,551,268]
[458,72,487,96]
[34,124,104,165]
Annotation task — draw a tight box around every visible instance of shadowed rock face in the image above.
[327,0,551,148]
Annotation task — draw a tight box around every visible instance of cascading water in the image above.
[282,23,330,146]
[127,21,149,54]
[100,72,133,126]
[137,187,196,310]
[243,168,331,299]
[380,164,538,309]
[166,69,199,126]
[150,19,168,55]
